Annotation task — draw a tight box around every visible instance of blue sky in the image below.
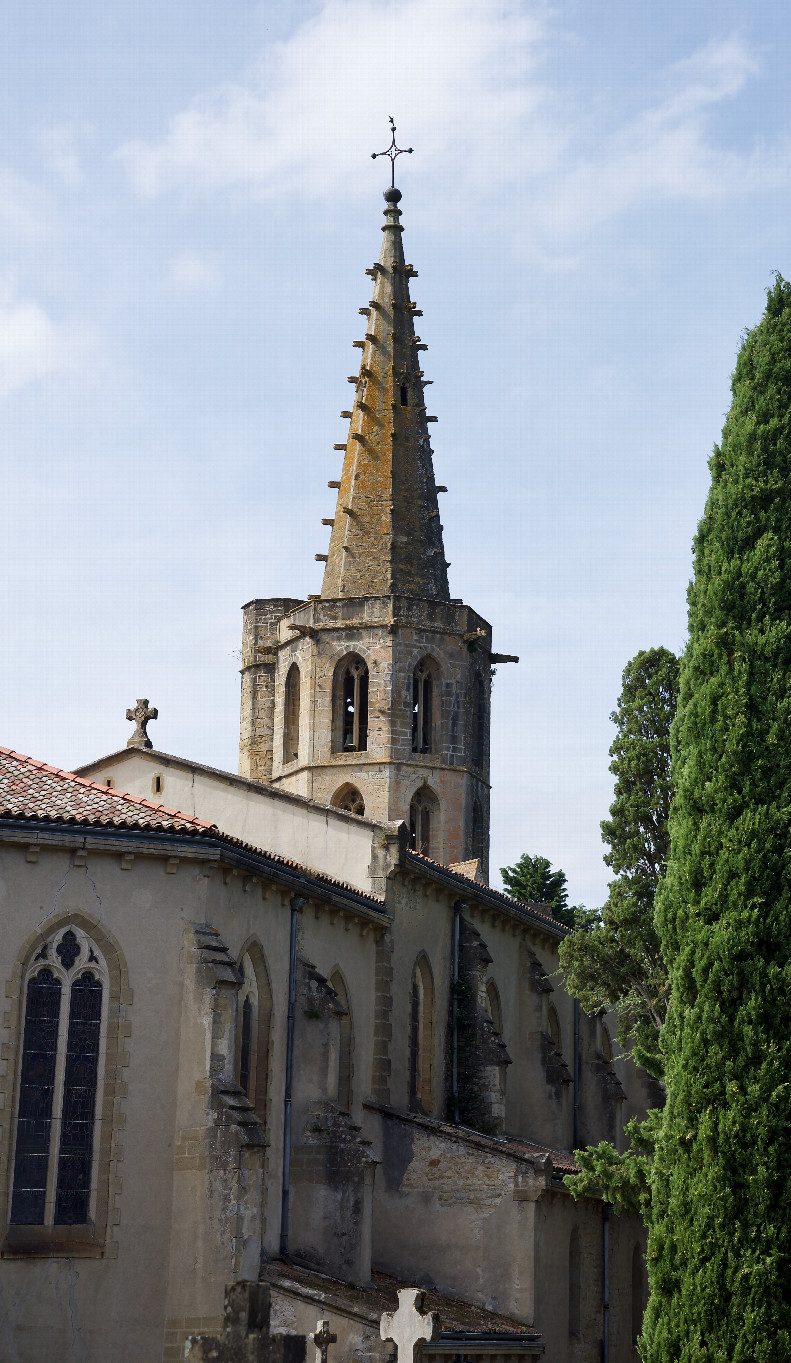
[2,0,790,905]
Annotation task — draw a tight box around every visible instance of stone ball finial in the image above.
[384,186,402,203]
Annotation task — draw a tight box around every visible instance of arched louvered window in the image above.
[10,926,106,1227]
[409,785,439,859]
[334,655,368,753]
[283,662,301,765]
[409,955,434,1115]
[412,658,436,754]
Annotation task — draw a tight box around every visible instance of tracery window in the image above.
[409,785,439,858]
[332,783,365,817]
[412,658,436,754]
[9,926,107,1228]
[283,662,301,765]
[409,955,434,1114]
[335,655,368,753]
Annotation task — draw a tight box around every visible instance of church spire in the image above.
[320,185,449,601]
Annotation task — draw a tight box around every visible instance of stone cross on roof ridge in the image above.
[126,698,157,749]
[380,1288,441,1363]
[311,1319,337,1363]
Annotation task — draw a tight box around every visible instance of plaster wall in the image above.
[75,750,380,897]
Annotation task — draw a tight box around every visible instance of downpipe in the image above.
[603,1201,610,1363]
[279,893,304,1259]
[451,900,461,1125]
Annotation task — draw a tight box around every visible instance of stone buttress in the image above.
[239,188,503,880]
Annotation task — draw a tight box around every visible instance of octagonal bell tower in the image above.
[239,186,514,882]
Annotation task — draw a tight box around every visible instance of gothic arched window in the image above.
[332,783,365,817]
[329,970,353,1112]
[283,662,301,765]
[334,654,368,753]
[9,925,107,1228]
[409,785,439,858]
[236,945,273,1127]
[412,658,437,754]
[485,979,503,1036]
[569,1226,582,1336]
[471,671,486,770]
[409,955,434,1114]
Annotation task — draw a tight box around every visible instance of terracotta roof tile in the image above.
[0,746,388,912]
[0,746,220,835]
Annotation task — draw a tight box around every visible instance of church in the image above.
[0,179,657,1362]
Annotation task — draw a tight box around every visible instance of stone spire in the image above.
[320,188,449,601]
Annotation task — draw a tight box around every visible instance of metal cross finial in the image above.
[312,1320,337,1363]
[372,116,413,189]
[126,698,158,750]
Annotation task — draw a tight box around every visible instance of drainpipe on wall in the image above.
[451,900,462,1125]
[573,998,580,1150]
[279,893,304,1259]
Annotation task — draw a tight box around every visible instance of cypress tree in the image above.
[643,276,791,1362]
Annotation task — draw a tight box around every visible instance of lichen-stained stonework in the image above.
[238,192,498,879]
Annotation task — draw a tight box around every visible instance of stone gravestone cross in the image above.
[311,1320,337,1363]
[126,698,158,749]
[380,1289,441,1363]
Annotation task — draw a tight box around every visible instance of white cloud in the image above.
[116,5,785,251]
[0,291,87,401]
[37,127,84,189]
[0,168,48,240]
[116,0,556,201]
[169,249,221,291]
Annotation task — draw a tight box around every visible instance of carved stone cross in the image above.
[380,1289,440,1363]
[311,1319,337,1363]
[126,698,157,749]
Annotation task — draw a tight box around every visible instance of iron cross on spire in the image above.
[372,116,413,189]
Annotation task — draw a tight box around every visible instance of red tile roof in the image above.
[0,747,217,835]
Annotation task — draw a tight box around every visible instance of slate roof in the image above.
[0,747,217,834]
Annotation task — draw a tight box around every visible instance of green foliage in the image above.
[499,852,579,927]
[564,1109,661,1217]
[642,275,791,1362]
[559,648,679,1077]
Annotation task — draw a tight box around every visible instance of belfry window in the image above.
[335,655,368,753]
[10,926,106,1227]
[400,383,409,406]
[283,662,300,765]
[409,785,439,859]
[412,659,435,754]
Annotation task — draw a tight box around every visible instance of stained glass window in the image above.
[54,972,102,1224]
[9,930,105,1231]
[10,970,62,1224]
